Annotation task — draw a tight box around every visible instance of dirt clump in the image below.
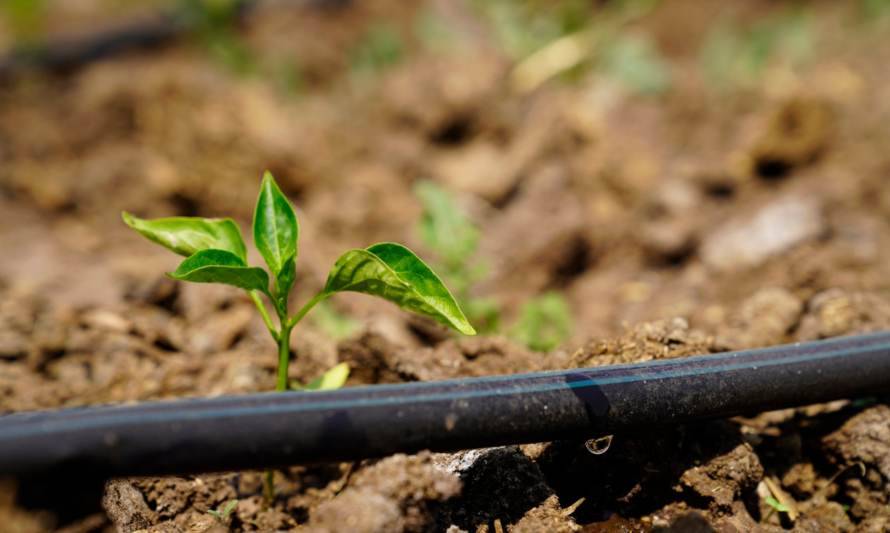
[746,97,834,181]
[680,439,763,509]
[823,405,890,523]
[305,452,459,533]
[571,318,715,368]
[2,1,890,531]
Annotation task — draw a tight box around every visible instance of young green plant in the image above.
[509,291,573,352]
[415,180,573,351]
[124,172,475,393]
[207,499,238,524]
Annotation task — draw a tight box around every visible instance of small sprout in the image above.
[310,301,359,341]
[599,35,671,95]
[124,171,475,499]
[510,291,572,352]
[765,496,791,514]
[415,181,574,348]
[700,10,813,90]
[351,22,404,75]
[292,362,350,391]
[763,477,799,521]
[207,499,238,523]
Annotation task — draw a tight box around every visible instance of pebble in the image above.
[701,197,824,271]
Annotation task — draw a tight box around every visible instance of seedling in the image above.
[207,499,238,523]
[124,172,475,498]
[509,291,572,352]
[764,496,791,515]
[124,172,474,391]
[415,181,572,350]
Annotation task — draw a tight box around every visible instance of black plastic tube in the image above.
[1,332,889,478]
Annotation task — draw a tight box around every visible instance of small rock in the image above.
[307,489,403,533]
[795,502,854,533]
[511,495,579,533]
[823,405,890,482]
[680,442,764,508]
[81,309,132,333]
[102,480,157,532]
[700,197,824,271]
[797,289,890,340]
[719,287,802,349]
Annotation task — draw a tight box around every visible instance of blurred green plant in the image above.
[291,362,349,391]
[1,0,47,44]
[599,34,671,95]
[860,0,890,20]
[414,8,460,53]
[474,0,591,60]
[497,0,667,94]
[764,496,791,515]
[509,291,572,352]
[310,301,359,341]
[415,180,500,333]
[415,180,573,350]
[178,0,254,75]
[207,499,238,524]
[351,22,404,75]
[700,10,813,90]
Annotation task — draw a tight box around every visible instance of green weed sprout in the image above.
[124,172,475,394]
[415,180,572,350]
[415,180,499,333]
[764,496,791,515]
[207,499,238,523]
[351,22,404,75]
[1,0,47,44]
[509,291,572,352]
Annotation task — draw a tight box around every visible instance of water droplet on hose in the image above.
[585,435,613,455]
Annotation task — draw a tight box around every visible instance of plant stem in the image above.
[276,322,293,392]
[263,292,325,502]
[249,290,279,342]
[286,291,328,329]
[263,470,275,504]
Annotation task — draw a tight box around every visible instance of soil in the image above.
[2,0,890,531]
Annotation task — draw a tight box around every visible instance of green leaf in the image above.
[275,255,296,312]
[122,212,247,262]
[170,249,269,293]
[253,171,299,277]
[293,362,350,391]
[208,499,238,521]
[765,496,790,513]
[323,242,476,335]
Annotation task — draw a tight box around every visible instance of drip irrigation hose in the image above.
[1,332,890,479]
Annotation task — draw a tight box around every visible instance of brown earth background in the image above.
[1,0,890,531]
